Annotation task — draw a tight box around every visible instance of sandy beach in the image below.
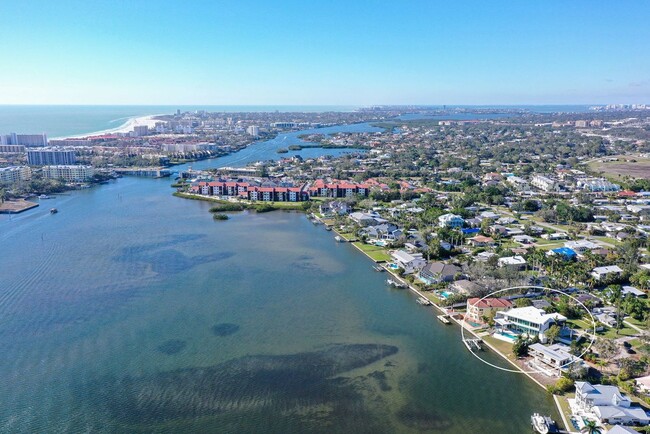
[55,114,163,139]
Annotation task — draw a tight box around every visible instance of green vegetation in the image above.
[352,242,391,262]
[212,213,229,221]
[209,203,245,212]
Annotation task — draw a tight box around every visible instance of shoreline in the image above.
[327,222,573,432]
[52,114,163,140]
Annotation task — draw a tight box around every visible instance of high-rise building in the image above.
[133,125,149,137]
[246,126,260,137]
[42,165,94,182]
[0,145,26,153]
[27,148,77,166]
[1,133,48,147]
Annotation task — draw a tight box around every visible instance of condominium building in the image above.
[0,166,32,184]
[246,126,260,137]
[27,148,77,166]
[42,165,94,182]
[1,133,48,147]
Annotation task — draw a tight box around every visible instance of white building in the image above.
[438,213,464,228]
[497,255,527,269]
[42,165,94,182]
[564,240,600,254]
[390,250,426,274]
[577,178,621,192]
[574,382,649,426]
[0,166,31,184]
[133,125,149,137]
[591,265,623,281]
[246,126,260,137]
[495,306,566,343]
[506,176,529,191]
[531,175,558,192]
[528,343,587,377]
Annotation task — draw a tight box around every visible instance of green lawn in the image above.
[351,242,391,262]
[567,318,597,331]
[625,316,648,330]
[338,232,357,242]
[598,325,638,339]
[482,335,517,361]
[592,236,622,246]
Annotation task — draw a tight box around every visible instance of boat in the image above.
[334,235,343,242]
[437,315,451,324]
[387,279,407,288]
[530,413,559,433]
[39,194,50,199]
[325,226,332,231]
[416,297,431,305]
[372,265,385,272]
[50,208,58,214]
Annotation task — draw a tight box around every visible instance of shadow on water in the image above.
[81,344,400,431]
[211,323,240,337]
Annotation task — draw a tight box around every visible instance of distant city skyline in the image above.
[1,0,649,105]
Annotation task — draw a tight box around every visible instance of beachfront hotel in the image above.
[494,306,567,343]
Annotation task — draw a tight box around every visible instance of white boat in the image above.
[416,297,431,305]
[387,279,407,288]
[437,315,451,324]
[334,235,343,242]
[39,194,50,199]
[530,413,550,434]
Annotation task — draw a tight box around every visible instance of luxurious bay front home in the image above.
[494,306,567,343]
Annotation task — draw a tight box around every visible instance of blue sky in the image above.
[1,0,649,105]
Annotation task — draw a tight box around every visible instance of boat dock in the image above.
[463,338,483,351]
[416,297,431,306]
[437,315,451,324]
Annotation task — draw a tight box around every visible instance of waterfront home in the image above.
[349,211,384,226]
[319,201,350,217]
[494,306,567,343]
[419,262,460,284]
[527,343,587,377]
[360,223,402,241]
[466,297,512,323]
[390,250,426,274]
[574,382,649,426]
[497,255,527,270]
[467,235,495,247]
[489,224,509,236]
[591,265,623,281]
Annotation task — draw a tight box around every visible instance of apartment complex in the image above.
[42,165,94,182]
[27,148,77,166]
[192,181,309,202]
[307,180,369,198]
[0,166,31,184]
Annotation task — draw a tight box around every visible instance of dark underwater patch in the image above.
[211,323,240,336]
[368,370,391,391]
[83,344,399,427]
[157,339,187,355]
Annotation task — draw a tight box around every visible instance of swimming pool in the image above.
[440,291,452,298]
[466,321,482,328]
[388,263,399,270]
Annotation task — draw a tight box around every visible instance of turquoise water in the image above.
[0,105,358,138]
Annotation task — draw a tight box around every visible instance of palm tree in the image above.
[580,419,602,434]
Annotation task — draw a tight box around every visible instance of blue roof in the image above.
[462,228,480,234]
[551,247,576,258]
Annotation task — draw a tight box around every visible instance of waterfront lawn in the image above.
[567,318,596,331]
[556,393,575,431]
[338,232,357,242]
[352,242,391,262]
[598,325,638,339]
[482,335,516,361]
